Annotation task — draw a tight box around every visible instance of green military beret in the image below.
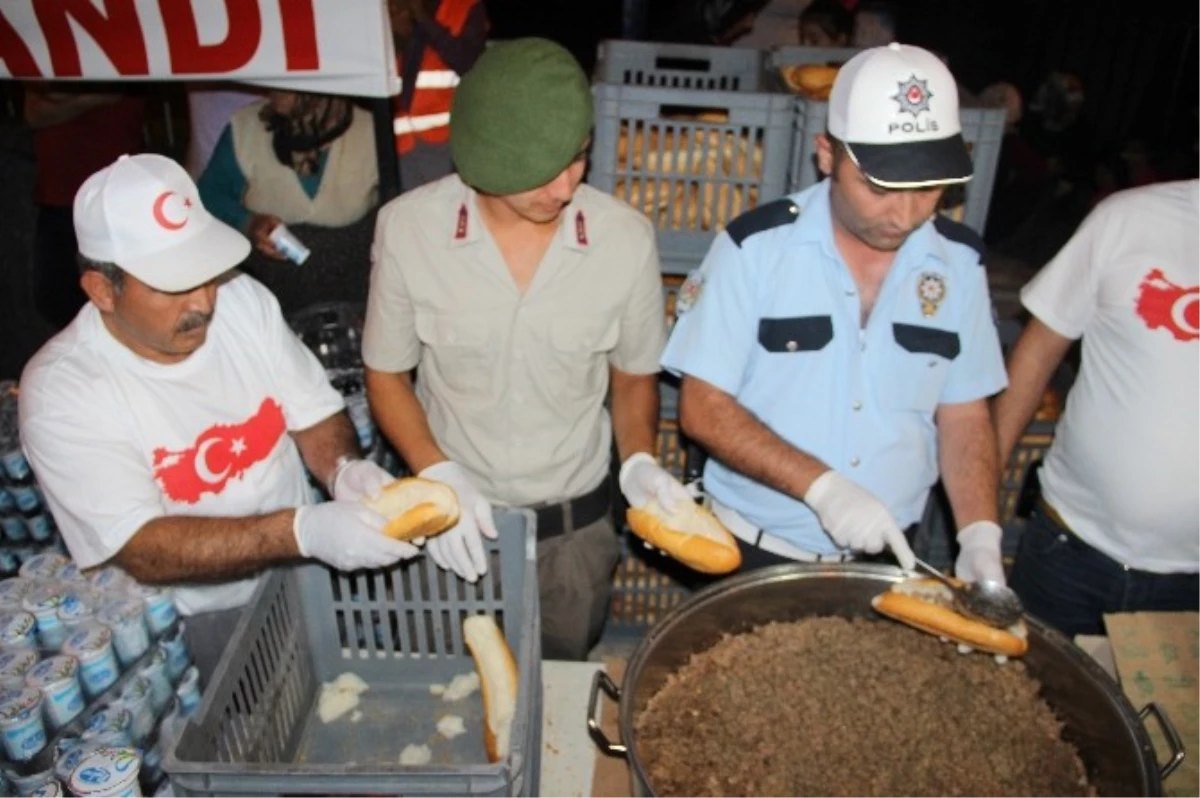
[451,37,594,195]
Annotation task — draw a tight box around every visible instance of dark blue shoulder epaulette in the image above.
[933,215,986,264]
[725,198,800,247]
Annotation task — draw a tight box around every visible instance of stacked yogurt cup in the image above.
[0,562,193,796]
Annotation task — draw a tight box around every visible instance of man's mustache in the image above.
[176,312,213,334]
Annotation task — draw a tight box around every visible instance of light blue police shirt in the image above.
[661,180,1007,555]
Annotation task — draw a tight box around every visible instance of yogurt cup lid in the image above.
[86,567,132,593]
[119,675,151,703]
[22,584,72,614]
[27,779,63,797]
[97,598,145,626]
[26,655,79,687]
[83,707,131,736]
[0,610,37,642]
[56,740,98,779]
[55,594,93,622]
[62,624,112,656]
[0,685,42,721]
[67,746,141,795]
[0,577,34,604]
[57,563,84,583]
[17,553,69,580]
[0,647,38,678]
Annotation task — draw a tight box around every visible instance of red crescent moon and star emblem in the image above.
[1134,268,1199,342]
[152,191,191,231]
[151,399,287,503]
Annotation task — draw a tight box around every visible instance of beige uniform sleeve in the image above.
[362,205,421,373]
[610,223,667,375]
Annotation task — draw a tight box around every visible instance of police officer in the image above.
[663,44,1008,580]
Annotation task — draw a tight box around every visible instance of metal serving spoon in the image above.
[911,557,1024,628]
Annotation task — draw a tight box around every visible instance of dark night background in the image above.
[0,0,1196,379]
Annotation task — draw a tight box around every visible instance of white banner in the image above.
[0,0,399,97]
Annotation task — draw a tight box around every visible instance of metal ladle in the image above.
[911,557,1025,628]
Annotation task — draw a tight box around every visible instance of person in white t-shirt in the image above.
[994,180,1199,637]
[18,153,419,682]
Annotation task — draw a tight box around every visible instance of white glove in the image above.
[419,461,497,583]
[953,520,1008,661]
[293,501,420,571]
[804,470,916,570]
[331,458,394,503]
[954,520,1006,586]
[619,452,691,511]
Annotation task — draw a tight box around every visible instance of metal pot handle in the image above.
[1139,702,1186,780]
[587,669,628,758]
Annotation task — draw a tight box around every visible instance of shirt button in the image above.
[928,360,938,368]
[845,289,856,297]
[852,401,862,411]
[786,340,798,352]
[850,457,861,467]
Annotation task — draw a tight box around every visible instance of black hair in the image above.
[78,253,125,294]
[799,0,854,43]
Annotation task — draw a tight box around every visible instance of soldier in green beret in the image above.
[362,38,687,660]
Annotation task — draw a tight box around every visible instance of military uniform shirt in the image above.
[363,175,666,506]
[662,180,1007,554]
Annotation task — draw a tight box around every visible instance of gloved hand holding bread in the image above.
[620,452,742,574]
[872,577,1029,658]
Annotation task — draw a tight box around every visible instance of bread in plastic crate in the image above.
[590,84,794,275]
[765,45,862,95]
[594,39,765,91]
[164,509,541,797]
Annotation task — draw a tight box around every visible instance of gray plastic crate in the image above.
[165,509,541,797]
[594,39,765,91]
[785,97,1006,236]
[590,83,795,276]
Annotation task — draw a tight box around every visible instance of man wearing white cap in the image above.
[663,44,1008,582]
[18,154,418,681]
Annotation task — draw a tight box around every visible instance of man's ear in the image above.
[80,270,117,313]
[815,133,834,178]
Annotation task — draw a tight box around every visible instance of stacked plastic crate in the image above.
[589,41,795,277]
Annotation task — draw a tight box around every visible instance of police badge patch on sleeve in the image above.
[918,271,947,317]
[675,269,705,317]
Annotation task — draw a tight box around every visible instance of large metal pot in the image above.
[588,563,1184,796]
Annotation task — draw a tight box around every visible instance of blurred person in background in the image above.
[798,0,854,47]
[851,0,895,47]
[388,0,488,191]
[197,90,378,261]
[185,83,263,178]
[24,83,146,330]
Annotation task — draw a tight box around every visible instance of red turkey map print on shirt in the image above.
[152,399,287,503]
[1136,269,1199,342]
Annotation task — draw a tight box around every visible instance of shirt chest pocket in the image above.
[546,317,620,397]
[758,315,833,353]
[414,311,494,394]
[884,323,960,411]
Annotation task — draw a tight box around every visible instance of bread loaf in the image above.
[361,477,459,541]
[627,499,742,574]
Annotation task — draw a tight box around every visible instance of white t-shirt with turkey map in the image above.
[19,274,345,614]
[1021,180,1199,573]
